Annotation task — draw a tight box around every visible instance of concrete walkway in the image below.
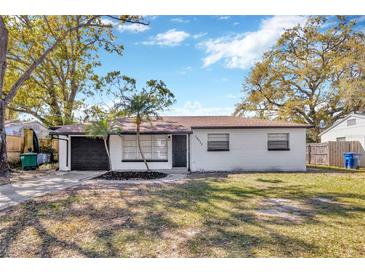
[0,171,104,210]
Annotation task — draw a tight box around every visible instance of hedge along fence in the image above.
[306,141,365,167]
[6,135,59,164]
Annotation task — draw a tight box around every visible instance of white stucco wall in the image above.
[190,128,307,172]
[109,134,173,171]
[58,135,70,171]
[58,128,307,172]
[321,115,365,147]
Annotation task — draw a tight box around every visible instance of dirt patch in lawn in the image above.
[96,171,167,181]
[0,169,57,186]
[257,198,314,223]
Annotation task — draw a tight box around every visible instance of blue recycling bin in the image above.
[344,152,361,169]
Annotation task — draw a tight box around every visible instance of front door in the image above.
[172,135,187,167]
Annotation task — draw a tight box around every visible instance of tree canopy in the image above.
[235,16,365,142]
[4,16,138,126]
[0,15,146,175]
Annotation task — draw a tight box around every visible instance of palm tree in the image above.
[85,116,121,170]
[113,76,175,171]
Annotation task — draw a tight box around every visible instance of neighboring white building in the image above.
[51,116,311,172]
[5,120,49,139]
[320,113,365,146]
[320,113,365,165]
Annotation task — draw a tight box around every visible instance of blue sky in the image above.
[91,15,365,116]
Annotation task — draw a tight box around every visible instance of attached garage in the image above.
[70,137,109,170]
[52,116,311,172]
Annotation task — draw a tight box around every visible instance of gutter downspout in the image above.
[188,134,191,172]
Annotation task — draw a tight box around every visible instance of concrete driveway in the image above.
[0,171,104,210]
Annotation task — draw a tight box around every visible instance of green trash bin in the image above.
[20,153,38,170]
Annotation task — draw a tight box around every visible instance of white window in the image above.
[347,118,356,126]
[268,133,289,150]
[207,133,230,151]
[122,135,168,161]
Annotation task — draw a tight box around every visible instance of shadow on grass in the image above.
[0,173,365,257]
[257,178,283,183]
[306,165,365,173]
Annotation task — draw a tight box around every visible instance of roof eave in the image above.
[191,125,313,129]
[50,131,193,135]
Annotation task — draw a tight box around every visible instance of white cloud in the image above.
[198,16,307,69]
[356,15,365,23]
[101,18,113,25]
[218,77,230,82]
[233,22,240,26]
[142,29,190,46]
[218,16,231,20]
[144,15,158,21]
[178,66,192,75]
[164,101,234,116]
[192,32,207,39]
[171,17,190,23]
[101,18,150,33]
[117,24,150,33]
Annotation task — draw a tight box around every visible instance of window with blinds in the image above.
[122,135,168,161]
[267,133,290,150]
[207,133,229,151]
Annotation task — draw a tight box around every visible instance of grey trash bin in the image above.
[353,153,362,169]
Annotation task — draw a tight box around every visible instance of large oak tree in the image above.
[0,15,146,175]
[235,16,365,142]
[8,16,125,126]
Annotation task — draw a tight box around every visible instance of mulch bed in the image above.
[96,171,168,180]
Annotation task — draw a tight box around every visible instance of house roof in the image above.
[5,119,46,128]
[50,116,312,135]
[319,112,365,136]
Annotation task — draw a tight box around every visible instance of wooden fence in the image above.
[6,135,58,164]
[306,141,365,167]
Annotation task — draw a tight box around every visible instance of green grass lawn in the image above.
[1,170,365,257]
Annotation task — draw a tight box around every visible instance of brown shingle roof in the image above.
[50,116,311,135]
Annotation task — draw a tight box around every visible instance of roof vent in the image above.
[347,118,356,126]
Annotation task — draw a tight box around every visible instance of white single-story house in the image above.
[320,112,365,164]
[50,116,311,172]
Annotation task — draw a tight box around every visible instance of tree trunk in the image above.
[0,17,9,176]
[103,137,111,170]
[0,100,9,176]
[136,123,150,171]
[312,125,321,143]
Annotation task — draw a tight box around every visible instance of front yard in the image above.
[0,170,365,257]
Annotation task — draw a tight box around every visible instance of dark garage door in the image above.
[71,137,109,170]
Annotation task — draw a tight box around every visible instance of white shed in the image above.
[5,120,49,139]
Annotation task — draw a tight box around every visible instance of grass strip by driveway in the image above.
[0,170,364,257]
